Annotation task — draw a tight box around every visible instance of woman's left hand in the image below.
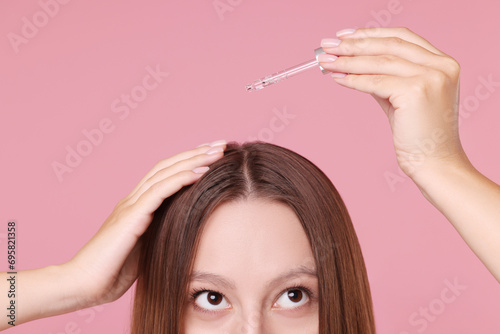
[318,27,471,182]
[318,27,500,283]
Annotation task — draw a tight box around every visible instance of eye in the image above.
[274,288,309,309]
[194,291,231,311]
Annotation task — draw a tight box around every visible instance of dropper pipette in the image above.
[245,47,329,92]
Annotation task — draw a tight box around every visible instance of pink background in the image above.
[1,0,500,333]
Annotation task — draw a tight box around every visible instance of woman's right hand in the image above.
[61,139,227,310]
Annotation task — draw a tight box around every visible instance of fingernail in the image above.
[336,28,356,37]
[321,38,341,48]
[209,139,226,147]
[192,166,210,174]
[317,54,338,63]
[331,73,347,78]
[196,142,210,148]
[205,146,224,155]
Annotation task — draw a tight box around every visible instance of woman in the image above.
[131,141,376,333]
[2,27,499,333]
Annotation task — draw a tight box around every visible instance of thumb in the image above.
[120,237,143,281]
[370,93,392,118]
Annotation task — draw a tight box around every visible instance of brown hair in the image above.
[131,141,376,333]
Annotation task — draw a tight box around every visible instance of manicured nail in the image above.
[317,54,338,63]
[192,166,210,174]
[331,73,347,78]
[209,139,226,147]
[321,38,341,48]
[196,142,210,148]
[205,146,224,155]
[336,28,356,37]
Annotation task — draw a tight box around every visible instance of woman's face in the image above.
[183,198,319,334]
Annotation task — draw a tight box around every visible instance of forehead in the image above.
[192,199,314,281]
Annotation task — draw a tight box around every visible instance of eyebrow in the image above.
[189,265,318,291]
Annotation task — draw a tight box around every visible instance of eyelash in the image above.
[189,285,315,315]
[189,287,227,315]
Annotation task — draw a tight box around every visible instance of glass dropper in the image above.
[245,47,329,92]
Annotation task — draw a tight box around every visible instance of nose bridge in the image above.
[232,309,265,334]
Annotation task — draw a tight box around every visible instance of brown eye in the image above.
[194,291,230,311]
[287,289,303,303]
[275,288,309,309]
[207,292,222,305]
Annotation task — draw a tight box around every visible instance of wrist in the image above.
[13,264,87,326]
[409,155,477,201]
[37,263,92,319]
[54,261,98,311]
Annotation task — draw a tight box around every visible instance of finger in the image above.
[338,27,447,56]
[371,93,392,116]
[118,237,143,283]
[332,74,414,113]
[127,148,224,204]
[321,35,443,70]
[319,54,426,77]
[125,141,226,201]
[134,169,208,217]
